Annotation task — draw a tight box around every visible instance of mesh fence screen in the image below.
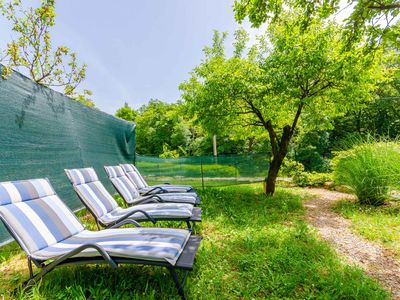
[136,153,269,188]
[0,66,135,245]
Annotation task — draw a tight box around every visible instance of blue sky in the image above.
[0,1,262,114]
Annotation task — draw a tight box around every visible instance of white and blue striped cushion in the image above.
[120,164,195,193]
[105,166,198,205]
[101,203,194,223]
[150,193,199,204]
[32,227,191,265]
[65,168,99,185]
[104,165,126,179]
[0,179,84,254]
[0,178,56,204]
[104,166,141,204]
[139,185,193,193]
[120,164,147,189]
[65,168,119,218]
[66,168,195,225]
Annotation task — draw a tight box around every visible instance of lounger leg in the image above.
[185,221,192,229]
[22,262,55,288]
[169,268,188,300]
[22,244,117,288]
[20,257,44,288]
[27,257,34,280]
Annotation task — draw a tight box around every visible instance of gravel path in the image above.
[304,188,400,299]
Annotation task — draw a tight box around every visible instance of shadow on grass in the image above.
[194,221,386,299]
[200,185,304,228]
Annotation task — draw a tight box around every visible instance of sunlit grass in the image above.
[334,199,400,257]
[0,184,388,299]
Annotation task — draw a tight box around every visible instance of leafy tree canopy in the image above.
[133,100,192,156]
[180,14,384,194]
[0,0,94,106]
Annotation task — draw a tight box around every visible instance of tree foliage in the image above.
[115,99,268,157]
[180,14,383,195]
[115,102,137,122]
[0,0,94,106]
[233,0,400,46]
[134,100,191,156]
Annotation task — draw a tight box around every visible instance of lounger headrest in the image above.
[104,166,125,178]
[0,178,56,205]
[120,164,136,173]
[65,168,99,185]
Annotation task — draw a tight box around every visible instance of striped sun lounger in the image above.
[120,164,195,195]
[0,178,201,299]
[65,168,202,229]
[104,165,201,206]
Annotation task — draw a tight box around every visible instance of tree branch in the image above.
[265,120,279,157]
[368,4,400,10]
[289,102,304,138]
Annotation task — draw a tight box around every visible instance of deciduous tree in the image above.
[180,16,382,195]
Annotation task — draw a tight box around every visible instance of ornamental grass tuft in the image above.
[333,141,400,205]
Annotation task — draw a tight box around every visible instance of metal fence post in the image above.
[235,162,238,183]
[200,159,205,190]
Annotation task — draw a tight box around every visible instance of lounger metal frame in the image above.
[0,214,201,300]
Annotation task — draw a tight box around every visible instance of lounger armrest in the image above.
[109,219,141,228]
[112,209,156,226]
[41,243,117,273]
[135,194,164,204]
[175,235,202,270]
[142,186,168,195]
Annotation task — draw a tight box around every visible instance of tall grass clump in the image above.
[333,140,400,205]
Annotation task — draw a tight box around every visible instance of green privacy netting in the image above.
[136,153,270,188]
[0,66,135,245]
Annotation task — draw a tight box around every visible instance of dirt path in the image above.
[304,188,400,299]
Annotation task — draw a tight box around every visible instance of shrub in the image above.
[279,159,305,177]
[293,172,333,187]
[294,145,330,172]
[159,143,180,158]
[333,141,400,205]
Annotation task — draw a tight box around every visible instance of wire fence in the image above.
[136,153,270,188]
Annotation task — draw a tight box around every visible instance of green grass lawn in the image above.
[334,199,400,257]
[137,161,240,178]
[147,178,264,189]
[0,184,388,299]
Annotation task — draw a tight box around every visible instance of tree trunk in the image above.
[264,124,292,196]
[264,156,284,195]
[261,104,303,196]
[248,136,255,152]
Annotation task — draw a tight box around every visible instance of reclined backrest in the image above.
[104,166,140,204]
[120,164,147,189]
[65,168,119,219]
[0,179,84,254]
